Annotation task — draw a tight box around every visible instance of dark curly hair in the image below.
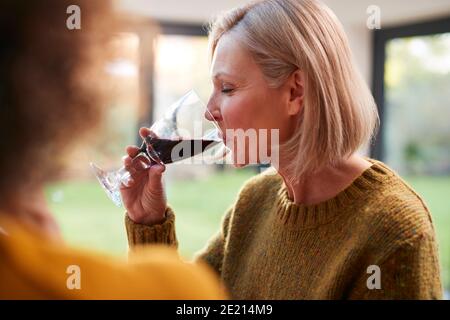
[0,0,116,199]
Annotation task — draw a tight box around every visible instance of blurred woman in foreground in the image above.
[0,0,225,299]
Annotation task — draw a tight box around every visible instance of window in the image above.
[372,17,450,294]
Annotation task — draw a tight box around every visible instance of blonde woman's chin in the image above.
[230,151,263,168]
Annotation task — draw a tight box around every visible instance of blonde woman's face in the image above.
[206,33,295,167]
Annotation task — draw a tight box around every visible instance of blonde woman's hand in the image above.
[120,127,167,225]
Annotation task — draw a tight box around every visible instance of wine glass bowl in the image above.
[90,90,229,207]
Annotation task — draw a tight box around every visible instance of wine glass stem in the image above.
[119,143,153,186]
[116,166,132,186]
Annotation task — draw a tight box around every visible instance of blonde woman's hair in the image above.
[208,0,379,183]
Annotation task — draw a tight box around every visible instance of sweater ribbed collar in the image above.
[275,158,394,228]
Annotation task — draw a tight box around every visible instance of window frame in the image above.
[371,16,450,160]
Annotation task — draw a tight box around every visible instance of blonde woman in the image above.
[122,0,442,299]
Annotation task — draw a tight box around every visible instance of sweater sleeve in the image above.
[348,232,443,300]
[193,206,234,277]
[125,206,178,248]
[125,204,234,277]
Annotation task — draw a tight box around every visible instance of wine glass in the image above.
[90,90,229,206]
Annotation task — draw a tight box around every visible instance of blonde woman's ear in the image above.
[287,69,304,115]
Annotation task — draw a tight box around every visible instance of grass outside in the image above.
[46,171,450,291]
[46,169,255,259]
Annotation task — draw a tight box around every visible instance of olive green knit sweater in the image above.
[125,158,443,299]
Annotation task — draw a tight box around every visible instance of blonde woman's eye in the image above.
[221,88,234,94]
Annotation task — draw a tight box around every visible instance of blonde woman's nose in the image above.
[205,100,222,122]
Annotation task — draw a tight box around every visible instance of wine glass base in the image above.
[90,163,123,207]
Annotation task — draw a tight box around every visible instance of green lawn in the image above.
[46,169,255,259]
[46,171,450,291]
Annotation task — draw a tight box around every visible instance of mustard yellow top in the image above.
[0,216,226,299]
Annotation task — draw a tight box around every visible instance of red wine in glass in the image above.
[140,137,220,165]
